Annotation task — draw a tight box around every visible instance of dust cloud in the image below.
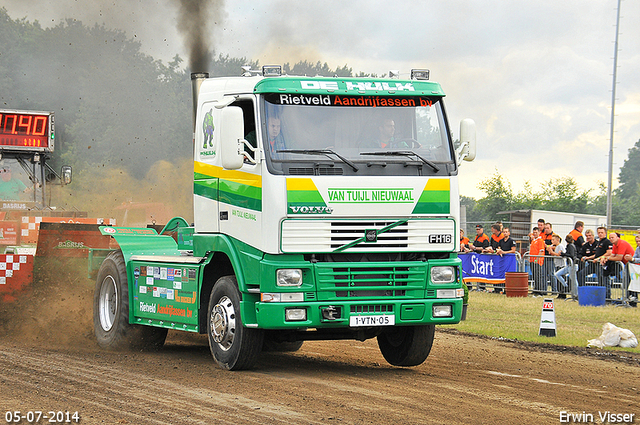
[0,257,95,348]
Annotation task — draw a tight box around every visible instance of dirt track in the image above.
[1,271,639,424]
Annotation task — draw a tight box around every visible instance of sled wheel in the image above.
[377,325,435,367]
[93,251,167,350]
[207,275,263,370]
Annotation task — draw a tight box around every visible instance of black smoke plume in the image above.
[175,0,222,73]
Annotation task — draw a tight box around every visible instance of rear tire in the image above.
[93,251,167,351]
[207,275,263,370]
[377,325,435,367]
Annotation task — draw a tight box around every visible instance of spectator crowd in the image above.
[460,218,640,305]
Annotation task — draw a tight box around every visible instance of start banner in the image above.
[628,263,640,292]
[459,253,518,284]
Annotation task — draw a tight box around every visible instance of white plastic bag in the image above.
[587,323,638,348]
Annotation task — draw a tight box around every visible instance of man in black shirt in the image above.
[579,229,598,262]
[496,227,517,256]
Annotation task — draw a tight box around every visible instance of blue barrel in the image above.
[578,286,606,306]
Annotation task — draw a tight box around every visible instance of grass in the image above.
[442,291,640,352]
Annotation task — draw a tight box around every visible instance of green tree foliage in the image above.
[616,139,640,200]
[0,9,192,179]
[539,176,590,213]
[470,170,612,225]
[475,170,514,220]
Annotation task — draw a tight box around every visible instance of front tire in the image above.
[377,325,435,367]
[207,275,263,370]
[93,251,167,350]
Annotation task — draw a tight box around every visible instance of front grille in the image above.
[315,262,426,300]
[330,221,408,249]
[280,218,456,253]
[318,168,343,175]
[351,304,394,313]
[288,167,344,176]
[289,167,314,175]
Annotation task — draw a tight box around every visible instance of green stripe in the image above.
[288,189,327,205]
[412,202,450,214]
[416,190,449,204]
[220,179,262,201]
[412,190,450,214]
[194,179,218,200]
[194,177,262,212]
[219,191,262,211]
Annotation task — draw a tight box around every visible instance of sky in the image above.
[3,0,640,199]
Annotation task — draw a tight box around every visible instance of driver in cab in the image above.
[361,119,412,149]
[266,116,286,159]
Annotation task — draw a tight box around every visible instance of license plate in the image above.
[349,314,395,327]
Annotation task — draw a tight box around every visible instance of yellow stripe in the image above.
[194,161,262,188]
[286,178,318,191]
[424,178,450,192]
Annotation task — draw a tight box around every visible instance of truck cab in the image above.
[94,67,476,370]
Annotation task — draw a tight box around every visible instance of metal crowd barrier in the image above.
[521,253,630,303]
[464,252,635,305]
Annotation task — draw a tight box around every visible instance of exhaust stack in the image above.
[191,72,209,132]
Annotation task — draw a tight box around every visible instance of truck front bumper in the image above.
[253,297,462,329]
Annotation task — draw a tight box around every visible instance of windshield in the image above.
[0,158,41,206]
[261,94,454,176]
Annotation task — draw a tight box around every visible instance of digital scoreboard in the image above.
[0,109,54,152]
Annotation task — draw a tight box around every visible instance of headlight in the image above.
[285,308,307,321]
[277,269,303,286]
[433,305,452,318]
[431,266,455,283]
[261,292,304,302]
[436,289,457,298]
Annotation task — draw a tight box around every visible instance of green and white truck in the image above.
[93,67,476,370]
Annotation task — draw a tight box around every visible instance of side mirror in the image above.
[220,106,245,170]
[458,119,476,162]
[61,165,72,185]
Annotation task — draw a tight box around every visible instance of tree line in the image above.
[466,139,640,227]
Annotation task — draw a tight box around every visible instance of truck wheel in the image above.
[93,251,167,351]
[207,275,264,370]
[377,325,435,367]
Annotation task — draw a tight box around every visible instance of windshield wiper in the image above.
[359,150,440,172]
[279,149,359,172]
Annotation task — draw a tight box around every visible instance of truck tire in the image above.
[377,324,435,367]
[93,251,167,351]
[207,275,264,370]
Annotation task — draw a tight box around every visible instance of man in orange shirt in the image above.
[569,221,585,251]
[484,223,504,254]
[459,229,471,252]
[530,227,547,295]
[472,224,489,253]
